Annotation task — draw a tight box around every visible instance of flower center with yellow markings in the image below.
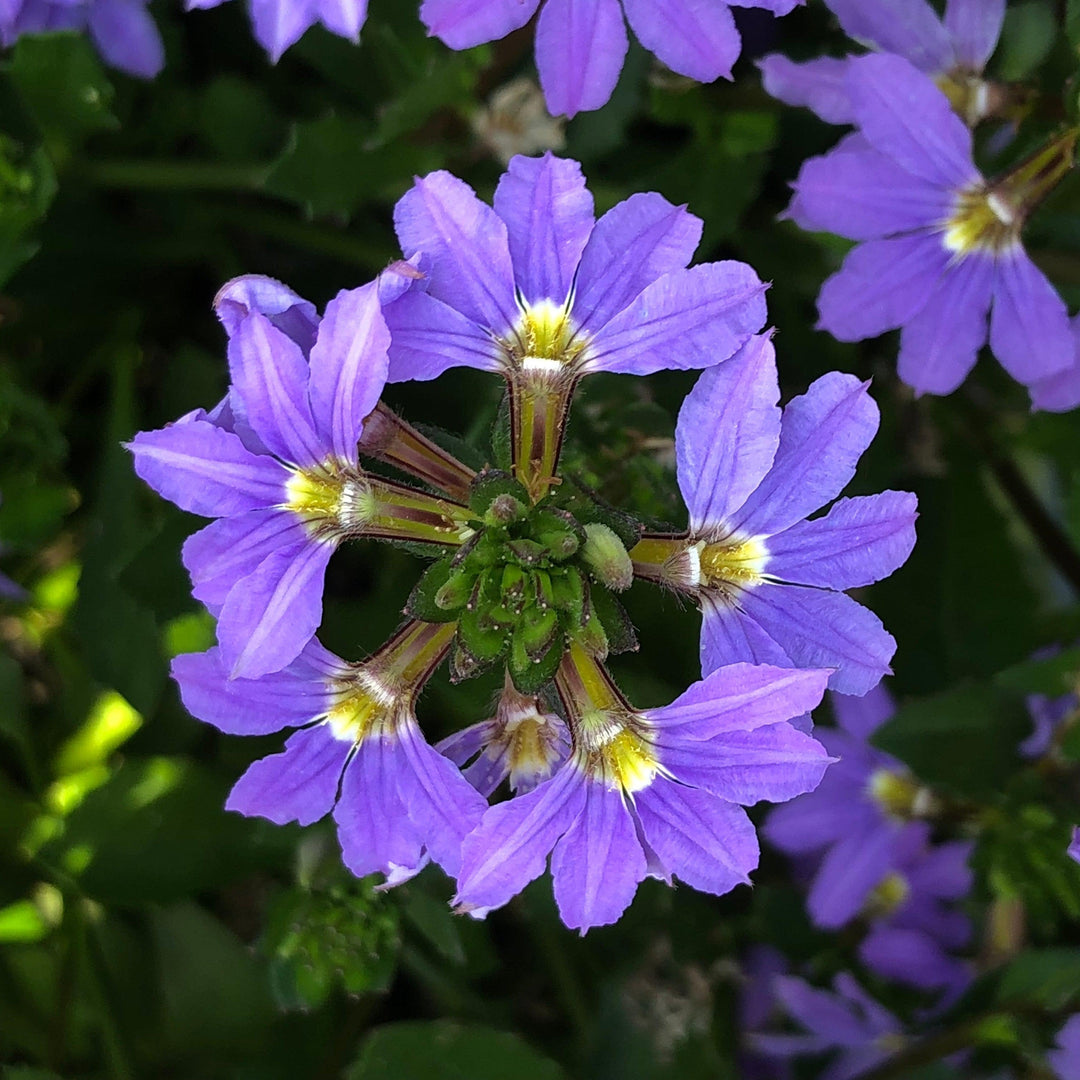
[505,713,558,780]
[866,871,910,917]
[576,711,658,792]
[286,466,377,535]
[696,536,768,595]
[942,186,1018,256]
[505,299,589,375]
[326,671,399,743]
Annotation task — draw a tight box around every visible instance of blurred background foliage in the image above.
[5,0,1080,1077]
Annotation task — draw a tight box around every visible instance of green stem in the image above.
[848,1015,1001,1080]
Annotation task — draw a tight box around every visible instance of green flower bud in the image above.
[581,522,633,592]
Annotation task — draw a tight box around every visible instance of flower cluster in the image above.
[765,685,973,996]
[131,153,915,931]
[420,0,805,118]
[1,0,163,76]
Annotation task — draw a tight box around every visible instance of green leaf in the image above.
[7,34,117,147]
[996,947,1080,1009]
[994,647,1080,694]
[346,1022,566,1080]
[406,558,461,623]
[589,589,638,657]
[872,683,1030,797]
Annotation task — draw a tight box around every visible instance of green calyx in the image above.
[405,468,640,694]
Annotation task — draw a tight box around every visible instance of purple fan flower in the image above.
[128,277,394,679]
[421,0,804,118]
[739,946,794,1080]
[1,0,164,77]
[751,973,905,1080]
[184,0,366,62]
[1068,827,1080,866]
[438,676,570,796]
[766,686,972,994]
[383,152,766,386]
[454,654,830,932]
[1050,1016,1080,1079]
[760,0,1005,126]
[631,333,916,697]
[786,54,1074,400]
[171,622,488,885]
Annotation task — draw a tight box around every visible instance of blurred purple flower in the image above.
[739,946,794,1080]
[760,0,1004,126]
[454,658,830,932]
[128,276,392,679]
[382,152,766,386]
[185,0,367,62]
[766,685,973,994]
[1068,827,1080,866]
[633,333,916,697]
[1049,1015,1080,1079]
[786,54,1073,402]
[752,972,905,1080]
[421,0,804,118]
[1,0,164,77]
[171,624,487,886]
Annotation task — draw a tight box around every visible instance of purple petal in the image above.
[1029,322,1080,412]
[737,585,895,696]
[662,722,831,805]
[249,0,315,59]
[395,722,488,877]
[1049,1015,1080,1079]
[1069,826,1080,865]
[127,422,286,517]
[585,261,766,375]
[765,785,871,855]
[989,248,1073,385]
[384,290,503,383]
[816,235,945,344]
[307,282,390,462]
[316,0,367,39]
[335,736,425,879]
[215,274,319,355]
[550,783,647,931]
[847,54,976,188]
[944,0,1004,70]
[536,0,628,118]
[858,926,967,991]
[807,821,899,928]
[734,372,879,538]
[454,763,587,914]
[896,248,994,395]
[420,0,539,49]
[493,153,595,306]
[86,0,164,77]
[228,312,324,466]
[622,0,739,83]
[699,602,793,676]
[171,644,334,735]
[788,146,951,241]
[758,54,855,125]
[437,720,495,768]
[393,171,517,332]
[225,723,348,826]
[766,492,918,590]
[572,192,702,334]
[182,509,305,606]
[635,781,759,895]
[831,683,895,739]
[216,539,333,679]
[772,976,872,1047]
[905,840,972,900]
[827,0,952,72]
[649,663,830,738]
[676,334,781,532]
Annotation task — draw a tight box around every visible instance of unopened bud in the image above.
[581,523,633,592]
